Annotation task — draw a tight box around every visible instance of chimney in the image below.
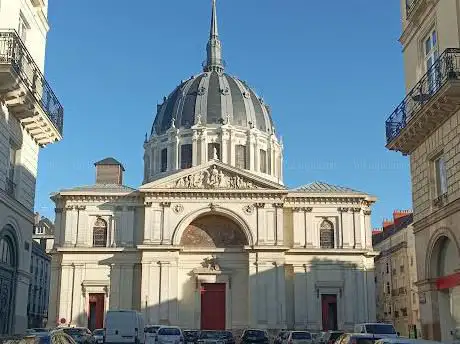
[393,209,412,226]
[383,218,394,230]
[94,157,125,185]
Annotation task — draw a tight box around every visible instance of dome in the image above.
[151,71,274,136]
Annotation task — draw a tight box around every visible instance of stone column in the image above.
[160,202,172,244]
[48,259,61,326]
[344,268,355,327]
[221,127,229,164]
[54,208,63,247]
[248,131,255,171]
[341,207,354,248]
[143,202,153,243]
[248,254,258,327]
[159,261,170,323]
[150,263,161,324]
[363,209,373,249]
[255,203,265,245]
[292,208,305,247]
[351,208,362,249]
[141,262,151,322]
[120,264,134,309]
[192,129,199,166]
[275,261,286,327]
[294,264,307,329]
[229,129,236,166]
[304,208,314,248]
[274,203,284,246]
[58,265,73,324]
[76,206,87,246]
[416,279,441,340]
[64,205,75,247]
[256,261,271,325]
[109,264,122,309]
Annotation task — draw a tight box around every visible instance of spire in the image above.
[204,0,224,72]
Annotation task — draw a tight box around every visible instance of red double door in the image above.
[201,283,226,330]
[88,293,105,331]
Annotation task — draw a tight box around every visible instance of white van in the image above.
[354,323,398,338]
[105,310,145,344]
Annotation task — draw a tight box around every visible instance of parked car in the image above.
[183,330,200,344]
[92,329,105,344]
[2,330,77,344]
[374,338,442,344]
[240,330,269,344]
[335,334,384,344]
[353,324,398,338]
[275,331,289,344]
[219,331,235,344]
[61,327,95,344]
[286,331,313,344]
[156,326,184,344]
[322,331,344,344]
[145,325,162,344]
[105,310,145,344]
[25,329,51,335]
[197,331,224,344]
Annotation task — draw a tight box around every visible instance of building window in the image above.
[18,13,29,43]
[7,144,17,197]
[180,144,192,169]
[424,29,439,92]
[160,148,168,172]
[235,145,247,169]
[92,218,108,247]
[259,149,267,173]
[434,156,447,196]
[386,262,389,274]
[144,154,150,178]
[319,220,334,249]
[400,265,404,273]
[0,237,14,266]
[208,143,221,161]
[410,256,413,266]
[386,282,391,294]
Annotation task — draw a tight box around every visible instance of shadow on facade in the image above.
[66,254,374,334]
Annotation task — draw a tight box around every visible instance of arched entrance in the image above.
[179,213,249,330]
[429,235,460,341]
[0,226,18,334]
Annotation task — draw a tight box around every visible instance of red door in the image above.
[201,283,226,330]
[321,294,338,331]
[88,293,105,331]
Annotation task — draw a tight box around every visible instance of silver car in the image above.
[156,327,184,344]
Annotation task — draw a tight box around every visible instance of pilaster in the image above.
[220,127,229,164]
[293,264,307,329]
[351,208,362,248]
[64,205,76,246]
[255,203,265,245]
[76,206,87,246]
[160,202,172,244]
[274,203,284,245]
[54,207,63,247]
[248,131,255,171]
[229,129,236,166]
[292,208,305,247]
[341,207,353,248]
[363,209,373,249]
[192,129,199,166]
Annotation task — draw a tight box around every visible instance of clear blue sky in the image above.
[36,0,410,228]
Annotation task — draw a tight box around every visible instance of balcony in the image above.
[0,30,63,146]
[405,0,433,20]
[385,48,460,154]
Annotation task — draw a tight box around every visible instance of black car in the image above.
[184,330,200,344]
[219,331,235,344]
[240,330,269,344]
[61,327,95,344]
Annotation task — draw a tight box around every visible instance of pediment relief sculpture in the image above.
[171,165,259,189]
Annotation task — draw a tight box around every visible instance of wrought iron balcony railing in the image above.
[385,48,460,145]
[0,30,63,135]
[406,0,420,18]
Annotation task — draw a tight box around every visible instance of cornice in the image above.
[56,247,139,253]
[413,196,460,233]
[286,248,377,256]
[143,190,287,200]
[285,195,371,205]
[57,194,143,203]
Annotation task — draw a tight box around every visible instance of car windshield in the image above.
[218,332,232,339]
[200,331,221,339]
[158,328,181,336]
[145,327,161,334]
[37,336,51,344]
[365,325,396,335]
[93,330,104,336]
[292,332,312,340]
[244,330,265,338]
[63,329,87,336]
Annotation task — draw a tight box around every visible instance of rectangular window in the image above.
[160,148,168,172]
[434,156,447,196]
[259,149,267,173]
[18,13,28,43]
[7,144,17,197]
[235,145,247,169]
[208,143,221,161]
[180,144,192,169]
[424,29,439,93]
[400,265,404,273]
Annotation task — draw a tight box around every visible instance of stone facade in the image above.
[48,161,378,331]
[373,211,421,338]
[0,0,62,335]
[385,0,460,341]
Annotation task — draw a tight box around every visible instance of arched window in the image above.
[0,237,14,267]
[320,220,334,249]
[93,218,108,247]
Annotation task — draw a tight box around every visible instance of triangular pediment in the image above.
[140,160,285,191]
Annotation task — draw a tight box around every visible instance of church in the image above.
[48,0,377,332]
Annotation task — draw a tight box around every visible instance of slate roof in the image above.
[293,181,364,194]
[94,157,125,171]
[58,184,136,193]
